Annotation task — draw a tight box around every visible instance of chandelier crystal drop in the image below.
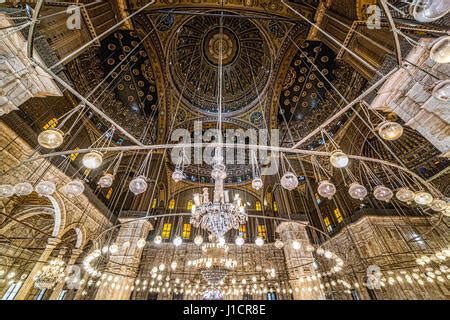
[35,181,56,197]
[274,239,284,249]
[411,0,449,23]
[413,191,433,206]
[0,184,14,198]
[330,150,349,168]
[194,235,204,246]
[430,36,450,64]
[153,235,162,245]
[317,180,336,199]
[395,187,415,203]
[38,128,64,149]
[432,80,450,102]
[14,182,33,196]
[98,173,114,188]
[129,176,148,195]
[211,163,227,180]
[235,236,244,246]
[82,151,103,169]
[281,172,299,191]
[429,199,447,212]
[373,185,394,202]
[348,182,368,201]
[173,236,183,246]
[378,121,403,141]
[255,237,264,247]
[63,179,85,198]
[251,177,263,191]
[172,169,184,183]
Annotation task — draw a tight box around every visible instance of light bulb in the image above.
[35,181,56,197]
[82,151,103,169]
[432,80,450,102]
[429,199,447,212]
[324,250,333,259]
[217,237,226,246]
[171,261,177,270]
[414,191,433,205]
[235,236,245,246]
[173,236,183,246]
[251,177,263,191]
[412,0,449,22]
[317,180,336,199]
[430,36,450,64]
[38,128,64,149]
[153,236,162,245]
[172,169,184,183]
[396,187,415,203]
[255,237,264,247]
[109,244,118,254]
[194,235,203,246]
[0,184,14,198]
[63,179,85,198]
[136,239,146,248]
[330,150,349,168]
[292,240,301,250]
[13,182,33,196]
[281,172,299,191]
[274,239,284,249]
[378,121,403,141]
[348,182,367,201]
[374,185,393,202]
[98,173,114,188]
[129,176,147,195]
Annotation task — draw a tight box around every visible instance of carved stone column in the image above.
[276,222,325,300]
[14,237,60,300]
[48,248,82,300]
[94,218,152,300]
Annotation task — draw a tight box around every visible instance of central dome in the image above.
[169,12,271,114]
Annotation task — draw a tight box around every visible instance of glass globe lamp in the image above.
[82,151,103,169]
[251,177,263,191]
[429,199,447,212]
[172,169,184,183]
[281,172,299,191]
[35,181,56,197]
[255,237,264,247]
[153,236,162,245]
[414,191,433,206]
[430,36,450,64]
[412,0,449,22]
[317,180,336,199]
[444,205,450,217]
[194,235,203,246]
[0,184,14,198]
[396,187,415,203]
[38,128,64,149]
[98,173,114,188]
[316,248,325,255]
[64,179,85,198]
[378,121,403,141]
[292,240,301,250]
[109,244,118,254]
[330,150,349,168]
[14,182,33,196]
[432,80,450,102]
[136,239,146,248]
[373,185,393,202]
[348,182,367,200]
[129,176,147,195]
[274,239,284,249]
[173,236,183,247]
[235,236,245,246]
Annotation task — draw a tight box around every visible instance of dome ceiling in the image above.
[169,12,272,115]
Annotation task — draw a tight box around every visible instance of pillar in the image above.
[14,237,60,300]
[94,218,152,300]
[276,222,325,300]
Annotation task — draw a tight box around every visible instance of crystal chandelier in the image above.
[33,258,66,290]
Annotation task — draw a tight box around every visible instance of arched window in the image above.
[239,225,247,239]
[106,188,113,200]
[43,117,58,130]
[187,200,193,210]
[255,201,262,211]
[273,201,278,212]
[161,223,172,239]
[257,225,267,240]
[334,208,343,223]
[151,198,157,209]
[168,199,175,209]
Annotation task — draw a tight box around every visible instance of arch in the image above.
[47,194,66,238]
[60,223,87,249]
